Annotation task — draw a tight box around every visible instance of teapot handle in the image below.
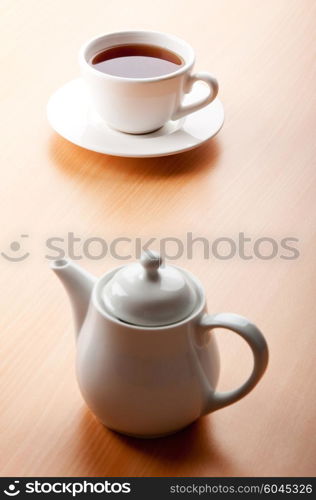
[199,313,269,413]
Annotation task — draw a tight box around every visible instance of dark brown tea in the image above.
[90,44,184,78]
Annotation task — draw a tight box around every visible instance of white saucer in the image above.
[47,78,224,158]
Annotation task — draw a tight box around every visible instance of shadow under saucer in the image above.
[49,132,221,181]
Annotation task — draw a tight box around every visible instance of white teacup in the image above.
[79,30,219,134]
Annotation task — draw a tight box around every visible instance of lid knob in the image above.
[140,251,162,278]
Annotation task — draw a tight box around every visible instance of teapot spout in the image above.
[51,259,97,338]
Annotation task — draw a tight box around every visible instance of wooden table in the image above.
[1,0,315,477]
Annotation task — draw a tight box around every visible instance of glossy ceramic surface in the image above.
[79,30,218,134]
[51,259,269,437]
[101,251,198,326]
[47,78,224,157]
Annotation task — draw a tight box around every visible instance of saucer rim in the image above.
[47,78,225,158]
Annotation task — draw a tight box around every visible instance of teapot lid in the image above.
[101,251,197,326]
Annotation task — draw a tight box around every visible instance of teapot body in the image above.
[76,268,220,437]
[77,304,220,437]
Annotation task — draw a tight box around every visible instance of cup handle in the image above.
[172,72,219,121]
[199,313,269,413]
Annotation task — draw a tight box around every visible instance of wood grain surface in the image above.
[0,0,315,477]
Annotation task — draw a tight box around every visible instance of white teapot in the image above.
[52,252,268,437]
